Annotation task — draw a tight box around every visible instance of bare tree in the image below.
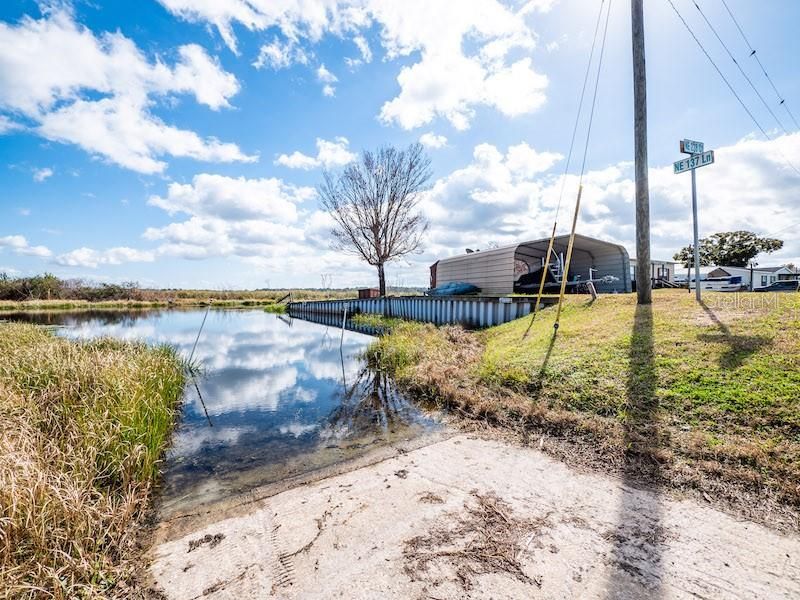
[318,143,431,296]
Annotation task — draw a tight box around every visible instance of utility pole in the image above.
[632,0,652,304]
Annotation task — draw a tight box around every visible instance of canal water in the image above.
[4,309,441,516]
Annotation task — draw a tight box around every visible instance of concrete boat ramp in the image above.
[148,434,800,599]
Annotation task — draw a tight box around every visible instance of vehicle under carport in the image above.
[429,234,632,295]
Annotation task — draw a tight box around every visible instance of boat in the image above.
[690,275,743,292]
[426,282,480,296]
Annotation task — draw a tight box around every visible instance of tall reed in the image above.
[0,323,185,598]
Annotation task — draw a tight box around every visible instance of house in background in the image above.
[706,265,798,290]
[772,265,800,281]
[629,258,680,288]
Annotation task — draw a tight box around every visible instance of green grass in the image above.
[479,292,800,433]
[264,303,288,314]
[350,313,403,329]
[0,322,186,597]
[371,290,800,507]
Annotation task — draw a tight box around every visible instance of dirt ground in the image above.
[147,434,800,599]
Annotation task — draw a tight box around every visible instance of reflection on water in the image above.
[4,309,440,515]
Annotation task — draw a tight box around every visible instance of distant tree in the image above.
[319,143,431,296]
[673,244,711,269]
[674,231,783,268]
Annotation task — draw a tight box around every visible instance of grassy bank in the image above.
[371,291,800,517]
[0,323,185,597]
[264,303,288,314]
[350,313,402,329]
[1,297,297,312]
[0,272,423,307]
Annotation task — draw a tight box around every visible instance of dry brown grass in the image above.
[0,323,185,598]
[403,491,549,590]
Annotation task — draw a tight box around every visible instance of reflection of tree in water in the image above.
[319,365,416,441]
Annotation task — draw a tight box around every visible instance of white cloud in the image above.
[519,0,559,15]
[419,142,562,257]
[419,132,448,149]
[147,173,314,219]
[0,9,253,173]
[252,38,309,69]
[158,0,551,130]
[317,63,337,96]
[0,114,20,134]
[420,133,800,271]
[142,173,315,261]
[0,235,27,249]
[32,167,53,182]
[38,96,255,174]
[0,235,52,258]
[275,137,356,170]
[131,171,375,281]
[505,142,562,178]
[274,150,318,170]
[55,246,155,268]
[316,63,338,83]
[353,34,372,62]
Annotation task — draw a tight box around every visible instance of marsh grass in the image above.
[0,288,419,313]
[263,303,288,314]
[0,323,185,598]
[350,313,402,330]
[371,291,800,514]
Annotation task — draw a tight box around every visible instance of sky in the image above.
[1,0,799,289]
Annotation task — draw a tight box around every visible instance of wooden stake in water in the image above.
[188,304,213,427]
[189,305,210,364]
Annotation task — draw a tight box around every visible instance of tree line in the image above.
[673,231,784,268]
[0,273,143,302]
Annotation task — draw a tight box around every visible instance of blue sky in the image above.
[1,0,799,289]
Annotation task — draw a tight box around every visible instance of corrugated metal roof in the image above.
[435,233,629,266]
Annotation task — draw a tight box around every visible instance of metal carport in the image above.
[431,234,631,295]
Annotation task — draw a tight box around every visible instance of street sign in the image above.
[673,150,714,174]
[680,139,704,154]
[674,140,716,303]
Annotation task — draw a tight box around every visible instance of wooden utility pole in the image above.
[632,0,652,304]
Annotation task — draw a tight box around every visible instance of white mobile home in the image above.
[706,266,796,290]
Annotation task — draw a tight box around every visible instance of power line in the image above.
[663,0,800,177]
[664,0,769,138]
[692,0,789,135]
[719,0,800,130]
[524,0,610,334]
[762,219,800,239]
[554,0,607,218]
[579,0,614,182]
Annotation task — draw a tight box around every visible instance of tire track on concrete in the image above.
[264,499,296,593]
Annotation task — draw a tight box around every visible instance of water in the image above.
[3,309,440,515]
